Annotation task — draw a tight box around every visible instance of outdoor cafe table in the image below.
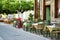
[32,22,44,30]
[32,23,38,29]
[45,25,60,33]
[32,22,44,33]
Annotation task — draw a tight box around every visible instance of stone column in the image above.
[40,0,45,20]
[50,0,58,22]
[34,0,38,19]
[55,0,58,18]
[43,0,46,20]
[50,0,55,22]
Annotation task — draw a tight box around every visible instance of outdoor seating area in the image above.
[22,20,60,40]
[0,0,60,40]
[0,19,4,22]
[0,14,12,23]
[0,13,22,24]
[0,12,60,40]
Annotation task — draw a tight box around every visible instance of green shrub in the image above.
[28,13,33,21]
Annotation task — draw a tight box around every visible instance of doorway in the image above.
[46,5,50,22]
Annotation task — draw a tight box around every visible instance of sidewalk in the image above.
[0,22,51,40]
[0,37,3,40]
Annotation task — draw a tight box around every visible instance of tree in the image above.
[8,1,20,13]
[0,2,3,13]
[2,0,20,14]
[18,0,34,13]
[0,0,34,14]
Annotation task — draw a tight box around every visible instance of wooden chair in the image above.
[33,25,39,34]
[51,30,60,40]
[29,26,35,33]
[43,26,50,37]
[38,25,44,34]
[33,25,44,35]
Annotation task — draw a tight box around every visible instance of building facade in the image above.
[34,0,60,22]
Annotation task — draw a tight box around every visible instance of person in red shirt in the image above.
[16,17,22,28]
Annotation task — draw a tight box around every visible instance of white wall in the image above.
[22,10,34,20]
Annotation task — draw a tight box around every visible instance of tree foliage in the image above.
[0,0,34,14]
[19,0,34,13]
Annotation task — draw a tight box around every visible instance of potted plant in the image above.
[27,13,33,31]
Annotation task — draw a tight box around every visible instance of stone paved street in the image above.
[0,22,51,40]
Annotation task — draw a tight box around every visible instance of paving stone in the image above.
[0,22,51,40]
